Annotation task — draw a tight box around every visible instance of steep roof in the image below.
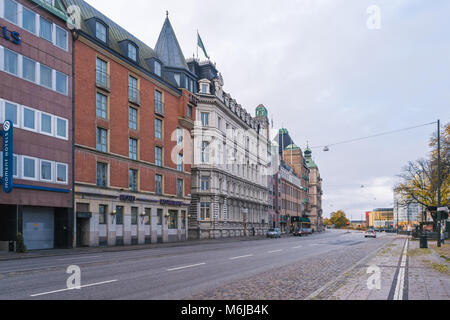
[155,17,188,70]
[63,0,158,70]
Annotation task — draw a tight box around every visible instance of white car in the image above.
[365,230,377,238]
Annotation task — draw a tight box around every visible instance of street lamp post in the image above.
[437,120,442,247]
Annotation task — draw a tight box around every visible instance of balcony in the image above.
[96,69,110,91]
[155,100,165,117]
[129,87,141,105]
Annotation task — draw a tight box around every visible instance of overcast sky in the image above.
[86,0,450,220]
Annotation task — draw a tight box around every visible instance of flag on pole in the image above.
[197,32,210,59]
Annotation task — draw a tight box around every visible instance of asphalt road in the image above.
[0,230,390,300]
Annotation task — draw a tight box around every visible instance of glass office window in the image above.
[22,57,36,82]
[40,65,53,88]
[40,17,53,42]
[22,6,36,34]
[4,0,18,24]
[5,102,18,125]
[23,107,35,130]
[56,71,67,94]
[23,157,36,179]
[4,49,18,75]
[56,26,68,50]
[56,163,67,183]
[40,160,52,181]
[41,113,52,134]
[56,118,67,139]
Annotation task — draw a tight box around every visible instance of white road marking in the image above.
[268,250,283,254]
[292,246,303,249]
[393,239,409,300]
[30,280,118,297]
[167,263,206,272]
[229,255,253,260]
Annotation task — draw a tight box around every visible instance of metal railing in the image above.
[96,69,110,91]
[129,87,141,105]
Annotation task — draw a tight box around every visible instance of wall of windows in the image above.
[0,46,69,95]
[0,98,68,140]
[1,0,69,51]
[0,152,68,185]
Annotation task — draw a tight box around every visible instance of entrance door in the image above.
[76,218,90,247]
[23,207,54,250]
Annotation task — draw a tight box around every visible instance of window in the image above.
[40,17,53,42]
[56,163,68,184]
[154,61,161,77]
[56,26,68,50]
[95,22,107,42]
[99,205,107,225]
[115,206,124,225]
[201,84,208,94]
[200,203,211,221]
[155,146,162,167]
[201,176,210,191]
[168,210,178,229]
[131,207,138,225]
[177,179,183,197]
[176,128,183,146]
[129,169,138,191]
[96,128,107,152]
[96,162,107,187]
[96,58,108,89]
[40,160,52,182]
[96,93,107,119]
[201,141,210,163]
[56,118,67,139]
[23,107,36,131]
[5,102,18,125]
[201,112,209,126]
[174,73,180,87]
[129,138,138,160]
[129,107,137,130]
[4,0,18,23]
[56,71,68,94]
[155,174,163,195]
[129,76,139,103]
[22,6,36,34]
[128,44,137,61]
[23,157,37,180]
[157,209,163,225]
[4,49,18,75]
[155,90,163,114]
[22,57,36,82]
[187,105,192,118]
[177,153,183,172]
[144,208,151,225]
[40,64,53,88]
[217,116,222,131]
[40,113,52,135]
[155,118,162,139]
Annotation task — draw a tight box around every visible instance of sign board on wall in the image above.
[1,121,14,193]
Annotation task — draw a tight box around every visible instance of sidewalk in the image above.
[311,236,450,300]
[0,233,298,262]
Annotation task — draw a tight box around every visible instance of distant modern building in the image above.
[394,192,423,229]
[0,0,73,251]
[368,208,394,229]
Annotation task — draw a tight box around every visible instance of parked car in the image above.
[267,228,282,238]
[365,229,377,238]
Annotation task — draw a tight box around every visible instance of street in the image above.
[0,230,396,300]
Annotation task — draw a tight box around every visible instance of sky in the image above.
[86,0,450,220]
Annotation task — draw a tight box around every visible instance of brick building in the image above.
[0,0,73,251]
[66,0,196,246]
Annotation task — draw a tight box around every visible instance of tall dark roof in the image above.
[63,0,157,69]
[155,17,188,70]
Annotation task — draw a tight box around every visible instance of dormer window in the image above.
[154,61,161,77]
[128,44,137,61]
[96,22,107,42]
[174,73,181,87]
[201,84,208,93]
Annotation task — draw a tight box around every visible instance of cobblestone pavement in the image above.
[187,235,395,300]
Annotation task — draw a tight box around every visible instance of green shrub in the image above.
[16,233,27,253]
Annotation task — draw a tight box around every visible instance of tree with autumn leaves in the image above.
[395,123,449,228]
[324,210,350,229]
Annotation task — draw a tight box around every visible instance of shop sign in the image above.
[1,121,13,193]
[1,26,21,45]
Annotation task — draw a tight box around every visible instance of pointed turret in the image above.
[155,16,188,70]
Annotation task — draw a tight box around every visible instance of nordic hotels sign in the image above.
[1,121,14,193]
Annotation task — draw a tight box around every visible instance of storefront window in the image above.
[99,205,107,225]
[168,210,178,229]
[157,209,163,225]
[116,206,124,225]
[144,208,151,225]
[131,207,138,225]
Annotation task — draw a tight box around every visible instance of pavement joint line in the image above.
[30,279,118,297]
[229,255,253,260]
[167,263,206,272]
[304,237,398,300]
